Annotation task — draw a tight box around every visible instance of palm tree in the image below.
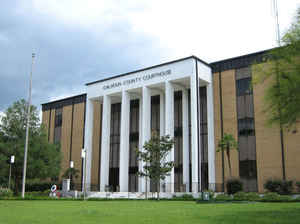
[217,133,238,177]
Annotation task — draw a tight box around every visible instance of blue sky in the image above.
[0,0,299,115]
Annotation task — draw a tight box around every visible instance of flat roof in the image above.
[42,48,273,107]
[86,55,210,86]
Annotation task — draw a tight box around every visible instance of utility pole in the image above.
[21,53,35,198]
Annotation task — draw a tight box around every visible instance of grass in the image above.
[0,200,300,224]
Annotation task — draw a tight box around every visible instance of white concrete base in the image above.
[87,191,202,199]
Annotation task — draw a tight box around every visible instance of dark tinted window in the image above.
[236,78,252,96]
[238,117,255,136]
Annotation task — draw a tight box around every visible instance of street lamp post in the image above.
[8,155,15,189]
[21,53,35,198]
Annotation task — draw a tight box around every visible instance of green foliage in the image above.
[62,168,80,179]
[233,192,261,201]
[217,133,238,177]
[0,187,13,198]
[172,194,194,201]
[136,131,174,199]
[25,182,61,192]
[261,192,293,202]
[214,194,232,201]
[0,99,62,194]
[226,178,243,195]
[264,179,293,195]
[252,7,300,129]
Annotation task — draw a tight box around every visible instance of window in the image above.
[236,78,252,96]
[238,117,255,136]
[54,107,62,143]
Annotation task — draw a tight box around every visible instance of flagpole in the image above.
[21,53,35,198]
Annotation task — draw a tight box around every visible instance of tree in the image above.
[217,133,238,178]
[136,131,174,200]
[0,99,61,194]
[253,7,300,130]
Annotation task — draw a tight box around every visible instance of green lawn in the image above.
[0,200,300,224]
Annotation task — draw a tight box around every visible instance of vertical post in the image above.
[190,69,200,193]
[165,81,174,193]
[207,82,216,191]
[21,53,35,198]
[119,91,130,192]
[8,164,12,189]
[182,89,190,192]
[84,99,94,191]
[100,95,111,191]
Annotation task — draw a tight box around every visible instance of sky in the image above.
[0,0,299,115]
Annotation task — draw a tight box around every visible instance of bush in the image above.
[264,179,293,195]
[172,194,194,201]
[25,182,61,192]
[261,192,293,202]
[233,192,261,201]
[226,179,243,195]
[0,187,13,198]
[215,194,232,201]
[296,182,300,193]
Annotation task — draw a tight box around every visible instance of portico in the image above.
[84,56,215,193]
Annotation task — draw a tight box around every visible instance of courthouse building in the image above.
[42,49,300,193]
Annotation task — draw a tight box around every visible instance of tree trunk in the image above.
[226,146,232,178]
[157,180,160,201]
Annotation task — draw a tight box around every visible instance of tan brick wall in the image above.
[60,105,73,178]
[213,72,223,189]
[220,69,239,180]
[91,101,102,187]
[253,77,283,192]
[71,102,85,186]
[283,122,300,183]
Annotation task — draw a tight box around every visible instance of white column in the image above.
[207,82,216,191]
[138,96,143,192]
[84,98,94,191]
[190,73,200,193]
[100,95,111,191]
[182,89,190,192]
[119,91,130,192]
[165,81,174,192]
[159,93,165,192]
[139,86,151,192]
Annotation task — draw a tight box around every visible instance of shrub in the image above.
[261,192,293,202]
[246,192,261,201]
[215,194,232,201]
[264,179,293,195]
[226,179,243,195]
[172,194,194,201]
[233,192,261,201]
[296,182,300,193]
[233,192,247,201]
[25,182,62,192]
[0,188,13,198]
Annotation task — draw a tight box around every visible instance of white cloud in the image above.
[25,0,300,63]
